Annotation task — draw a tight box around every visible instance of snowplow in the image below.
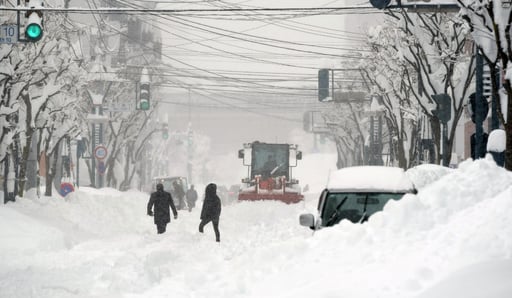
[237,141,304,204]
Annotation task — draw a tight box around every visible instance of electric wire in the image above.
[52,1,368,114]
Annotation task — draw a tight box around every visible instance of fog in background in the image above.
[157,0,383,157]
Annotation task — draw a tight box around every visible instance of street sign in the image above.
[97,161,106,176]
[102,102,134,112]
[59,182,75,197]
[0,24,18,44]
[94,145,108,160]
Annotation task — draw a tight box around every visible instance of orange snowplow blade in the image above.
[238,192,303,204]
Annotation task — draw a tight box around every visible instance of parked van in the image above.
[300,166,416,230]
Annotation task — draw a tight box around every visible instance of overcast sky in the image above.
[150,0,383,154]
[60,0,383,155]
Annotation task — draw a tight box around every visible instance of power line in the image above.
[0,6,379,14]
[206,0,367,42]
[164,16,365,59]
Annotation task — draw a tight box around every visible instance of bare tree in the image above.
[458,0,512,169]
[363,11,475,166]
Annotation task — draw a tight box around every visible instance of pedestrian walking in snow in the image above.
[186,184,198,212]
[147,183,178,234]
[199,183,222,242]
[173,180,186,210]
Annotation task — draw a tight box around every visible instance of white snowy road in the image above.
[2,157,512,298]
[0,188,316,298]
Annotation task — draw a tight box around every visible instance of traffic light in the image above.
[468,92,489,124]
[369,0,391,9]
[318,69,330,102]
[162,124,169,139]
[24,0,44,42]
[431,93,451,123]
[139,82,150,110]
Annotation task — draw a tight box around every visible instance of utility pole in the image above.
[86,81,111,188]
[475,50,486,159]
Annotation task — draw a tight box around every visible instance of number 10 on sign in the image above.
[0,25,18,44]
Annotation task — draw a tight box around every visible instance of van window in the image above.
[321,192,405,227]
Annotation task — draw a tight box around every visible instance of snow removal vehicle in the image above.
[238,141,303,204]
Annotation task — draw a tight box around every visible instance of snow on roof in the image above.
[326,166,415,193]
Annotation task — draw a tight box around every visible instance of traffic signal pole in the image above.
[475,50,485,158]
[431,94,452,166]
[442,123,449,166]
[331,69,335,102]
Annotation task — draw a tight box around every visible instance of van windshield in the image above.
[321,192,405,227]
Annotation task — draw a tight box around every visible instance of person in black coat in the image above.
[186,184,198,212]
[147,183,178,234]
[199,183,222,242]
[173,180,186,210]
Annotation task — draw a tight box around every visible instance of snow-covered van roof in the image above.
[326,166,415,193]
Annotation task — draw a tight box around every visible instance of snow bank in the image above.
[1,156,512,298]
[0,205,65,255]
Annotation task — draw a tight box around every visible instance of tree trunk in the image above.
[119,142,134,191]
[334,137,346,169]
[430,118,441,165]
[396,136,407,169]
[45,151,54,197]
[106,156,116,188]
[505,92,512,170]
[44,144,60,197]
[17,140,30,197]
[17,128,36,197]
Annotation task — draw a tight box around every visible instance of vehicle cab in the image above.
[300,166,416,230]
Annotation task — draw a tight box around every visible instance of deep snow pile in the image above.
[1,156,512,298]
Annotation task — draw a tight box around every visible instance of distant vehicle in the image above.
[217,185,229,205]
[152,176,188,209]
[227,184,241,203]
[300,166,416,230]
[238,141,303,204]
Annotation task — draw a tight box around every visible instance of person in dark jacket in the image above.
[199,183,222,242]
[186,184,198,212]
[173,180,186,210]
[147,183,178,234]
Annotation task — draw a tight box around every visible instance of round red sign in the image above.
[94,145,108,160]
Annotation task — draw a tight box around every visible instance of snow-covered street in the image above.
[2,156,512,298]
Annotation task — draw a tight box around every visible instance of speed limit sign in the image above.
[94,145,108,160]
